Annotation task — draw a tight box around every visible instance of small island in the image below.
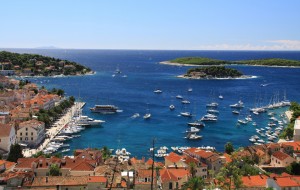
[162,57,300,67]
[182,66,244,79]
[0,51,92,76]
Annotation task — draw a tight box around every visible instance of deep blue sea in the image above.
[3,49,300,158]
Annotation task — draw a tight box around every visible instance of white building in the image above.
[294,117,300,141]
[0,123,16,152]
[17,119,45,148]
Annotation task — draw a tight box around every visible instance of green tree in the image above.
[101,146,111,160]
[216,164,243,190]
[49,164,60,176]
[189,162,197,178]
[182,177,205,190]
[225,142,234,155]
[286,162,300,175]
[7,144,24,162]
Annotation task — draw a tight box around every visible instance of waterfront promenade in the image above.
[22,101,85,157]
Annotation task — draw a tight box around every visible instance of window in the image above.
[31,132,33,136]
[26,132,28,136]
[169,182,173,189]
[0,139,1,142]
[20,137,22,141]
[20,132,22,136]
[31,137,33,140]
[26,128,28,131]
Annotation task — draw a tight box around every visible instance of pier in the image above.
[22,101,85,157]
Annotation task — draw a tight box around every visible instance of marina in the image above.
[14,49,300,158]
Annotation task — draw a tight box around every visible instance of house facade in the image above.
[0,123,16,152]
[17,119,45,148]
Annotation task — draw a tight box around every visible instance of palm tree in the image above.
[182,177,205,190]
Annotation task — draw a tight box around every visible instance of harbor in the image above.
[22,101,86,157]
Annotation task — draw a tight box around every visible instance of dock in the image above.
[22,101,85,157]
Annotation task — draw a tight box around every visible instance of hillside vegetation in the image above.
[0,51,92,76]
[170,57,300,67]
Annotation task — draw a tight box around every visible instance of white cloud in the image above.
[194,40,300,50]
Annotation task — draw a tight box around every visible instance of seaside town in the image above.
[0,60,300,189]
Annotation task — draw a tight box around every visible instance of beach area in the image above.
[22,101,85,157]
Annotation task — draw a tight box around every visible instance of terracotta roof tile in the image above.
[87,176,107,183]
[0,123,14,137]
[70,161,95,171]
[160,168,189,183]
[165,152,182,163]
[31,176,88,187]
[272,151,291,161]
[241,175,268,187]
[274,176,300,187]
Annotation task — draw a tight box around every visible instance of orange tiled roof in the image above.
[281,141,300,152]
[19,119,44,129]
[273,176,300,187]
[87,176,107,183]
[241,175,268,187]
[185,148,216,159]
[0,160,16,170]
[223,153,232,163]
[160,168,189,183]
[31,176,88,187]
[0,123,14,137]
[71,161,95,171]
[165,152,182,163]
[272,151,290,161]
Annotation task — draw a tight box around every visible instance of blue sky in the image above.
[1,0,300,50]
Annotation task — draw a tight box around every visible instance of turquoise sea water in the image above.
[3,49,300,158]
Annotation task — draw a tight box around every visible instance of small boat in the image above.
[61,149,70,153]
[249,138,256,142]
[238,119,248,125]
[186,127,200,133]
[219,95,224,100]
[230,100,244,108]
[206,102,218,107]
[188,88,193,92]
[253,111,259,115]
[181,100,191,104]
[186,133,202,140]
[131,113,140,118]
[143,113,151,119]
[169,104,175,110]
[154,89,162,94]
[207,109,219,114]
[232,110,240,114]
[176,95,183,99]
[252,122,257,126]
[187,121,205,127]
[201,116,217,122]
[180,112,192,117]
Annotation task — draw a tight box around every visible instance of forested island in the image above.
[0,51,92,76]
[182,66,243,79]
[162,57,300,67]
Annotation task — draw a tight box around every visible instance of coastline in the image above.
[159,61,300,68]
[177,74,258,80]
[15,71,96,79]
[22,101,85,157]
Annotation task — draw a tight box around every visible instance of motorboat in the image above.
[180,112,192,117]
[90,105,118,114]
[219,95,224,100]
[186,127,200,133]
[131,113,140,118]
[232,110,240,114]
[169,104,175,110]
[75,115,105,126]
[230,100,244,108]
[206,102,218,107]
[186,133,202,140]
[181,100,190,104]
[143,113,151,119]
[238,119,248,125]
[176,95,183,99]
[187,121,205,127]
[207,109,219,114]
[201,116,217,122]
[154,89,162,94]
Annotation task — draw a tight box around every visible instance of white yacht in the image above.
[176,95,183,99]
[206,102,218,107]
[181,100,191,104]
[219,95,224,100]
[230,100,244,108]
[188,88,193,92]
[186,133,202,140]
[180,112,192,117]
[75,115,105,126]
[187,121,205,127]
[186,127,200,133]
